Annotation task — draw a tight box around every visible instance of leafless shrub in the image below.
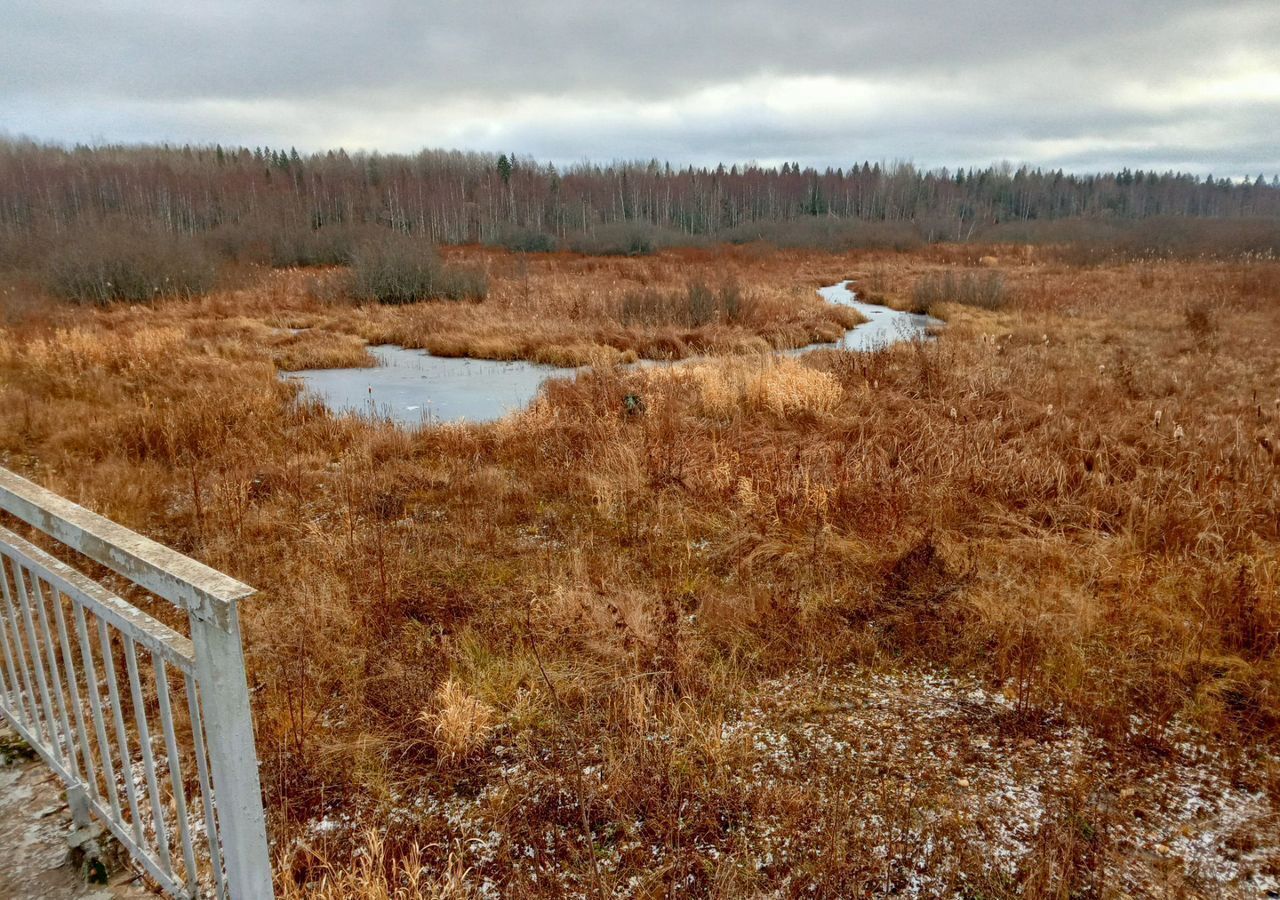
[723,217,924,251]
[350,235,487,303]
[268,223,373,268]
[568,222,680,256]
[43,224,218,304]
[204,219,375,268]
[486,226,559,253]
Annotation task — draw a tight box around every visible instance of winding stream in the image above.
[286,280,939,425]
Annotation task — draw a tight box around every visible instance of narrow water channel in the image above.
[286,280,939,425]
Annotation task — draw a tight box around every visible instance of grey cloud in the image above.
[5,0,1273,100]
[1,0,1277,175]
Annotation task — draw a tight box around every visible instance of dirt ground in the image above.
[0,726,149,899]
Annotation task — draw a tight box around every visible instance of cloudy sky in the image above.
[3,1,1278,176]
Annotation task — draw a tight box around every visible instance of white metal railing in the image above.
[0,467,272,899]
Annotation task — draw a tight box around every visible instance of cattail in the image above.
[1173,424,1185,441]
[1153,409,1163,427]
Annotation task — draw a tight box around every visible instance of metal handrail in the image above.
[0,468,252,629]
[0,467,272,899]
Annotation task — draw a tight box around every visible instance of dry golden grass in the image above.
[423,679,497,763]
[278,828,472,900]
[647,355,845,421]
[1,245,1278,895]
[203,248,862,367]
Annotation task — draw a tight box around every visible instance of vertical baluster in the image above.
[12,558,62,761]
[185,675,227,900]
[74,604,121,823]
[0,610,11,711]
[0,609,15,719]
[0,569,29,728]
[123,639,174,875]
[30,575,81,779]
[97,618,146,847]
[0,555,39,736]
[155,661,199,893]
[51,588,99,805]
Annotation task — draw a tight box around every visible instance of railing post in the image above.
[67,783,93,829]
[189,604,273,900]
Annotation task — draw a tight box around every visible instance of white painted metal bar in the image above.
[98,617,148,849]
[2,699,184,896]
[186,674,228,900]
[0,529,195,674]
[1,556,44,739]
[0,615,13,712]
[13,562,64,764]
[85,797,189,899]
[69,753,192,899]
[0,468,273,899]
[155,660,200,894]
[31,574,81,779]
[4,693,192,900]
[123,638,175,877]
[189,608,271,900]
[0,668,182,899]
[0,468,253,628]
[50,586,100,804]
[1,694,73,782]
[74,602,123,823]
[0,569,34,731]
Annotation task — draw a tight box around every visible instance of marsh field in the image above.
[2,244,1278,897]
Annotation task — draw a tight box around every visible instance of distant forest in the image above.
[3,140,1278,267]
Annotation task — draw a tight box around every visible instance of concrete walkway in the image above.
[0,727,150,899]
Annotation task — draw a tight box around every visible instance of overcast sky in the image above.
[3,1,1278,176]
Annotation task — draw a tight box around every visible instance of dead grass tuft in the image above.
[422,680,497,763]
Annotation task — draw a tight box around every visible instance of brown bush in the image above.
[350,234,487,303]
[42,223,218,303]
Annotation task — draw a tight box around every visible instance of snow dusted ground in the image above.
[719,668,1279,897]
[301,668,1279,897]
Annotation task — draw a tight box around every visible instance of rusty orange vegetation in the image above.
[1,245,1278,896]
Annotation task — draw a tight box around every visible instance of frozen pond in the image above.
[288,349,567,426]
[286,280,939,425]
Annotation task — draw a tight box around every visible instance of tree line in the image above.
[2,139,1277,256]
